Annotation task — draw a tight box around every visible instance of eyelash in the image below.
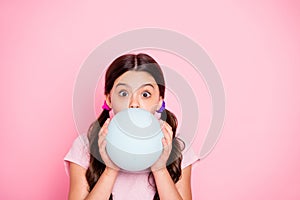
[142,91,151,98]
[118,90,128,97]
[118,90,151,98]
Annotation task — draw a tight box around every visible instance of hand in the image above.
[98,118,120,172]
[151,121,173,172]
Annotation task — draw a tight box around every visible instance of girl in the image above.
[64,53,198,200]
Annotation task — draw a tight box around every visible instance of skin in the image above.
[68,71,192,200]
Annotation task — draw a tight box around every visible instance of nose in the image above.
[129,94,140,108]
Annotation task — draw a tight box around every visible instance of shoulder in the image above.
[181,144,199,169]
[64,134,90,176]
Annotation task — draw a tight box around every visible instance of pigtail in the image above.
[85,109,113,200]
[149,109,185,200]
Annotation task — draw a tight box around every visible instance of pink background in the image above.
[1,0,300,199]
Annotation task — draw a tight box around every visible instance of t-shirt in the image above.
[64,134,199,200]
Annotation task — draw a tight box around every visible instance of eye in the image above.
[119,90,128,97]
[142,91,151,98]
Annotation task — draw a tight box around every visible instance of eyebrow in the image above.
[116,83,129,88]
[116,83,155,89]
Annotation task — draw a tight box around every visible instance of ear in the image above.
[105,95,112,108]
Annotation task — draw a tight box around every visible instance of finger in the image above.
[161,121,172,138]
[103,118,111,129]
[159,119,164,127]
[99,139,107,155]
[98,133,106,149]
[164,121,172,130]
[164,122,173,137]
[98,139,108,158]
[99,128,108,139]
[162,139,172,157]
[98,120,110,146]
[161,138,171,157]
[162,125,172,145]
[162,137,169,149]
[162,126,170,143]
[98,118,110,137]
[162,121,172,130]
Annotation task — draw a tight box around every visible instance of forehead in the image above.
[114,71,157,88]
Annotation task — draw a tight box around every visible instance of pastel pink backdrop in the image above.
[1,1,299,199]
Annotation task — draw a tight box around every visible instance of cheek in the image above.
[110,95,129,113]
[140,97,161,113]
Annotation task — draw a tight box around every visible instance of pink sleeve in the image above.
[181,145,200,169]
[64,134,90,176]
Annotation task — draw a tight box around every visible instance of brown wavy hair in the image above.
[85,53,185,200]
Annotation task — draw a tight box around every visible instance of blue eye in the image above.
[142,91,151,98]
[119,90,128,97]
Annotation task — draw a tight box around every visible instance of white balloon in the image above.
[106,108,164,172]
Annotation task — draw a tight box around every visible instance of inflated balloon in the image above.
[106,108,164,172]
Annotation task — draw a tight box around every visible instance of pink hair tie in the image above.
[102,101,111,111]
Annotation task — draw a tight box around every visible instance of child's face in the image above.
[107,71,163,114]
